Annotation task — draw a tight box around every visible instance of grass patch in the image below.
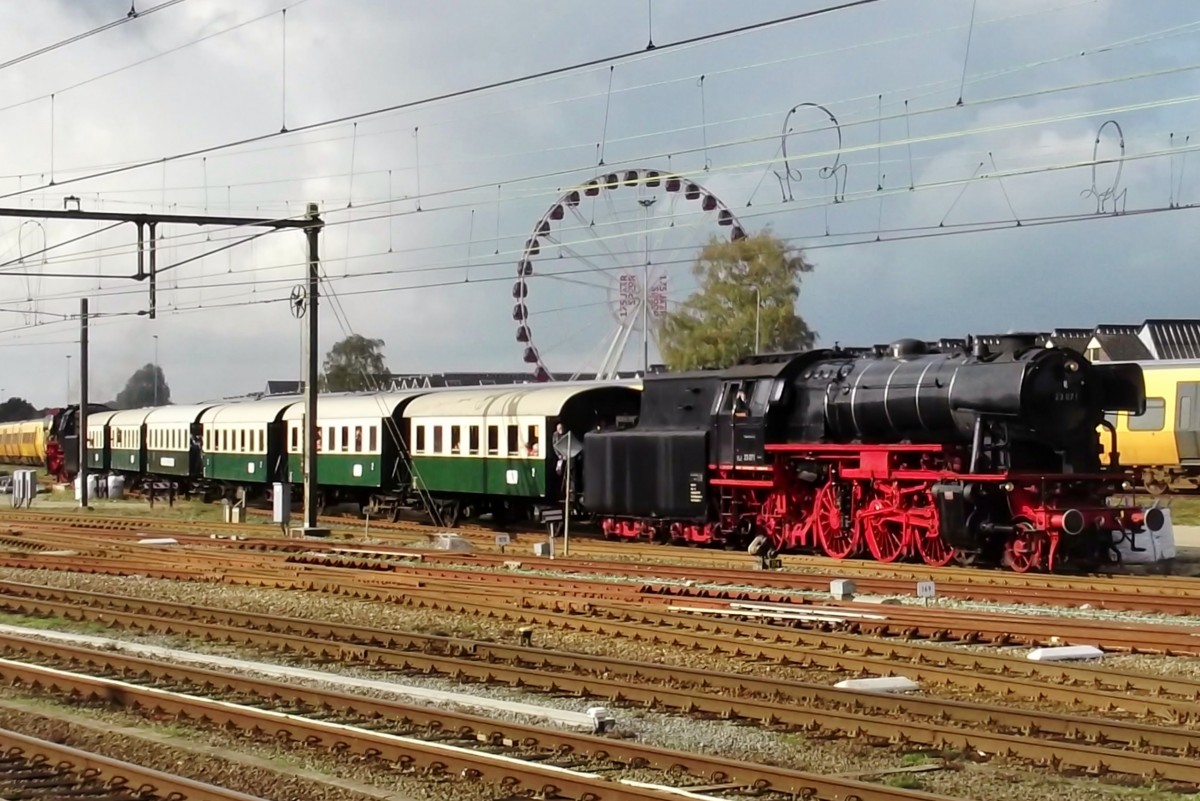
[900,752,931,766]
[885,775,924,790]
[0,611,112,637]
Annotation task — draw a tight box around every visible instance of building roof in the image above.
[1142,319,1200,360]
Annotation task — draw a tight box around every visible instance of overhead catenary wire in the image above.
[0,0,886,203]
[12,70,1200,281]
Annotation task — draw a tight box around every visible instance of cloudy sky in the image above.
[0,0,1197,406]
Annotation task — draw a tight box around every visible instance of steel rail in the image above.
[0,725,268,801]
[0,654,955,801]
[3,507,1199,601]
[2,579,1195,717]
[2,630,1199,784]
[201,572,1200,706]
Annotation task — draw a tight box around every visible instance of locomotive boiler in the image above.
[585,335,1161,572]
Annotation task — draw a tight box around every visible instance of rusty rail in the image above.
[1,579,1195,718]
[0,726,267,800]
[0,650,953,801]
[1,630,1199,784]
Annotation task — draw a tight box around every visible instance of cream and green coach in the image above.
[107,408,153,473]
[85,410,119,472]
[200,397,296,487]
[401,381,641,524]
[282,391,428,514]
[145,404,218,478]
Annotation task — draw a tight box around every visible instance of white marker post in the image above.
[916,580,936,607]
[563,432,572,558]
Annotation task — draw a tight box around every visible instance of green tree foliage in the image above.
[0,397,37,422]
[115,364,170,409]
[322,334,388,392]
[659,232,816,371]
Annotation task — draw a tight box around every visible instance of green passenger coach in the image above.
[107,408,152,473]
[85,410,118,472]
[200,397,295,488]
[145,404,217,478]
[402,381,641,525]
[282,391,430,514]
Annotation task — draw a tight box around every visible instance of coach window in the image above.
[507,425,519,456]
[450,426,461,454]
[468,426,480,455]
[1130,398,1166,431]
[415,426,426,453]
[526,425,539,456]
[487,425,499,456]
[339,426,348,452]
[369,426,378,452]
[433,425,443,454]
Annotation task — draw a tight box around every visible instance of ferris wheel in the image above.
[512,168,746,382]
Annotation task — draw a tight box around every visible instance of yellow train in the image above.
[1102,359,1200,493]
[0,417,47,468]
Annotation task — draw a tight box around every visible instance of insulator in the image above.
[685,183,701,200]
[518,260,533,277]
[718,209,733,226]
[584,181,600,197]
[566,190,582,206]
[623,170,639,186]
[512,282,528,299]
[646,171,661,187]
[512,303,528,321]
[665,176,682,192]
[525,239,540,256]
[537,220,551,236]
[523,347,540,364]
[731,226,747,241]
[550,204,565,220]
[534,366,552,382]
[516,326,530,343]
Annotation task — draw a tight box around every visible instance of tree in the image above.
[0,397,37,422]
[658,231,816,371]
[322,334,388,392]
[115,364,170,409]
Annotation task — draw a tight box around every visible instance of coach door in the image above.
[1176,382,1200,463]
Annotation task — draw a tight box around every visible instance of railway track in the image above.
[0,726,265,800]
[0,579,1197,720]
[2,533,1200,656]
[0,593,1198,787]
[0,631,956,801]
[2,507,1200,614]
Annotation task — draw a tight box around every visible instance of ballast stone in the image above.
[833,676,920,693]
[1027,645,1104,662]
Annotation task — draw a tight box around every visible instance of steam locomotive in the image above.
[584,334,1162,572]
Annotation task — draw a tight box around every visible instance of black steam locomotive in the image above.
[584,334,1162,572]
